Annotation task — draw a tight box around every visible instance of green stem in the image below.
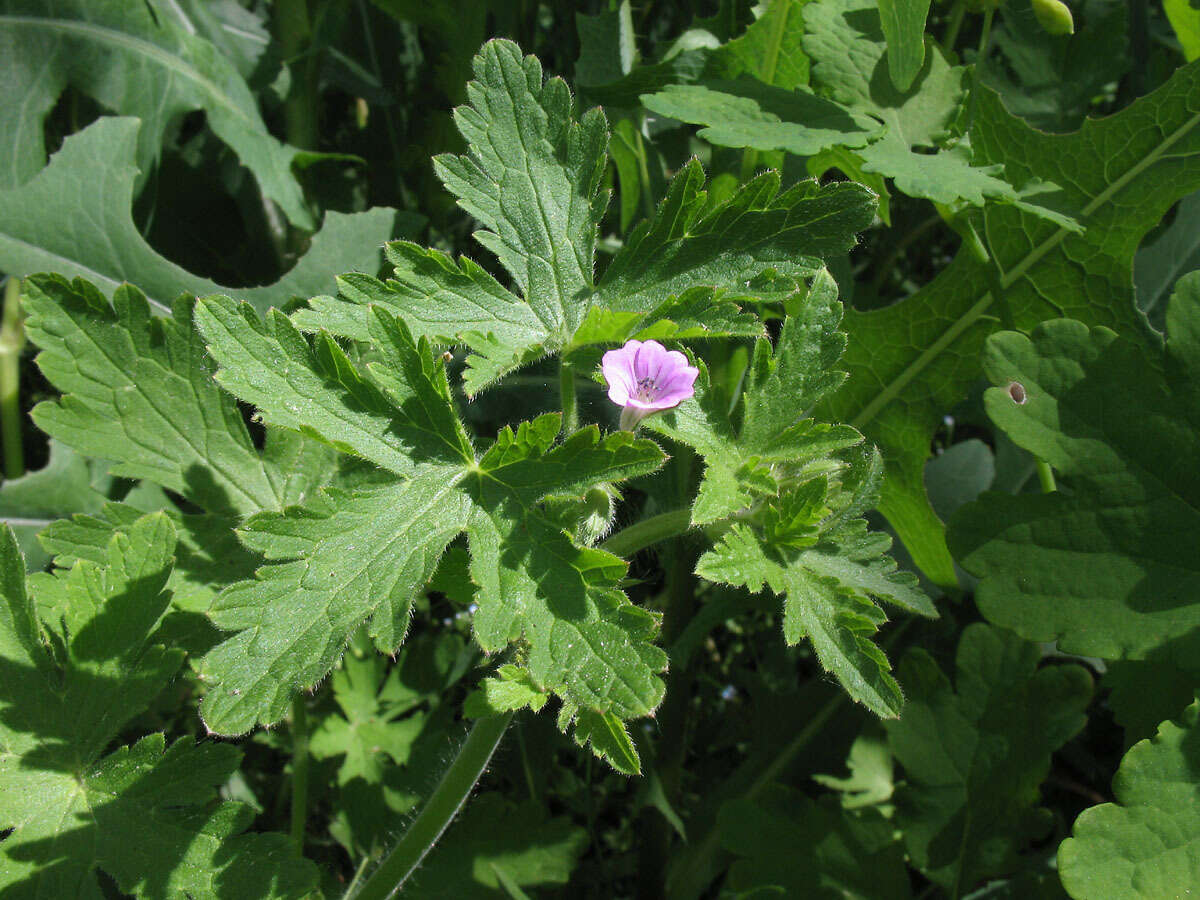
[1035,458,1057,493]
[599,508,692,559]
[289,695,310,850]
[559,359,578,435]
[976,8,994,65]
[274,0,318,151]
[350,713,514,900]
[942,0,966,53]
[631,126,656,223]
[1,277,25,480]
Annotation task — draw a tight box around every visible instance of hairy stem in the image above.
[1,277,25,479]
[289,695,310,850]
[350,712,514,900]
[600,508,693,559]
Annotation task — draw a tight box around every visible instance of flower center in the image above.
[635,376,659,402]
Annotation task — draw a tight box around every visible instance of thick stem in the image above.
[599,508,692,559]
[289,695,310,850]
[350,713,513,900]
[1,277,25,479]
[559,359,578,435]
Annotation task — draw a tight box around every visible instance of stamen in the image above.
[636,376,658,401]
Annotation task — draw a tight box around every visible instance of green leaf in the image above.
[1059,696,1200,899]
[641,80,881,157]
[822,61,1200,583]
[0,517,317,898]
[0,0,311,227]
[200,472,473,734]
[195,296,668,743]
[25,276,335,517]
[464,664,549,717]
[1136,188,1200,328]
[719,787,911,899]
[309,633,467,858]
[981,0,1128,133]
[707,0,811,91]
[197,297,472,477]
[698,522,906,717]
[885,624,1092,891]
[949,274,1200,668]
[557,704,642,775]
[292,41,875,393]
[813,730,896,809]
[1166,0,1200,61]
[1102,661,1196,748]
[0,439,107,570]
[0,117,400,314]
[650,271,863,524]
[435,39,607,338]
[878,0,932,91]
[399,793,587,898]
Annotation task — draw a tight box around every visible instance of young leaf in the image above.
[885,624,1092,892]
[697,522,905,717]
[650,271,862,524]
[1058,696,1200,899]
[822,60,1200,584]
[0,117,400,314]
[0,517,317,898]
[949,273,1200,668]
[0,0,312,227]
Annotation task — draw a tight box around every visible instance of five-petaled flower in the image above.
[601,339,699,431]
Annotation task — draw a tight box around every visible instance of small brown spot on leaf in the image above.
[1007,381,1027,405]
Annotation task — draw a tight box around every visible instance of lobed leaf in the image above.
[1058,697,1200,899]
[950,273,1200,668]
[0,518,316,897]
[823,60,1200,583]
[885,624,1092,891]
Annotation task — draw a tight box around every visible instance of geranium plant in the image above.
[1,1,1199,898]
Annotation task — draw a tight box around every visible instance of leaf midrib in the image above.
[1,15,255,129]
[851,108,1200,430]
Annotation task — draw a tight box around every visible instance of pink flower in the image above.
[601,339,699,430]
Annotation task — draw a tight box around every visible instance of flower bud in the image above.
[1032,0,1074,35]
